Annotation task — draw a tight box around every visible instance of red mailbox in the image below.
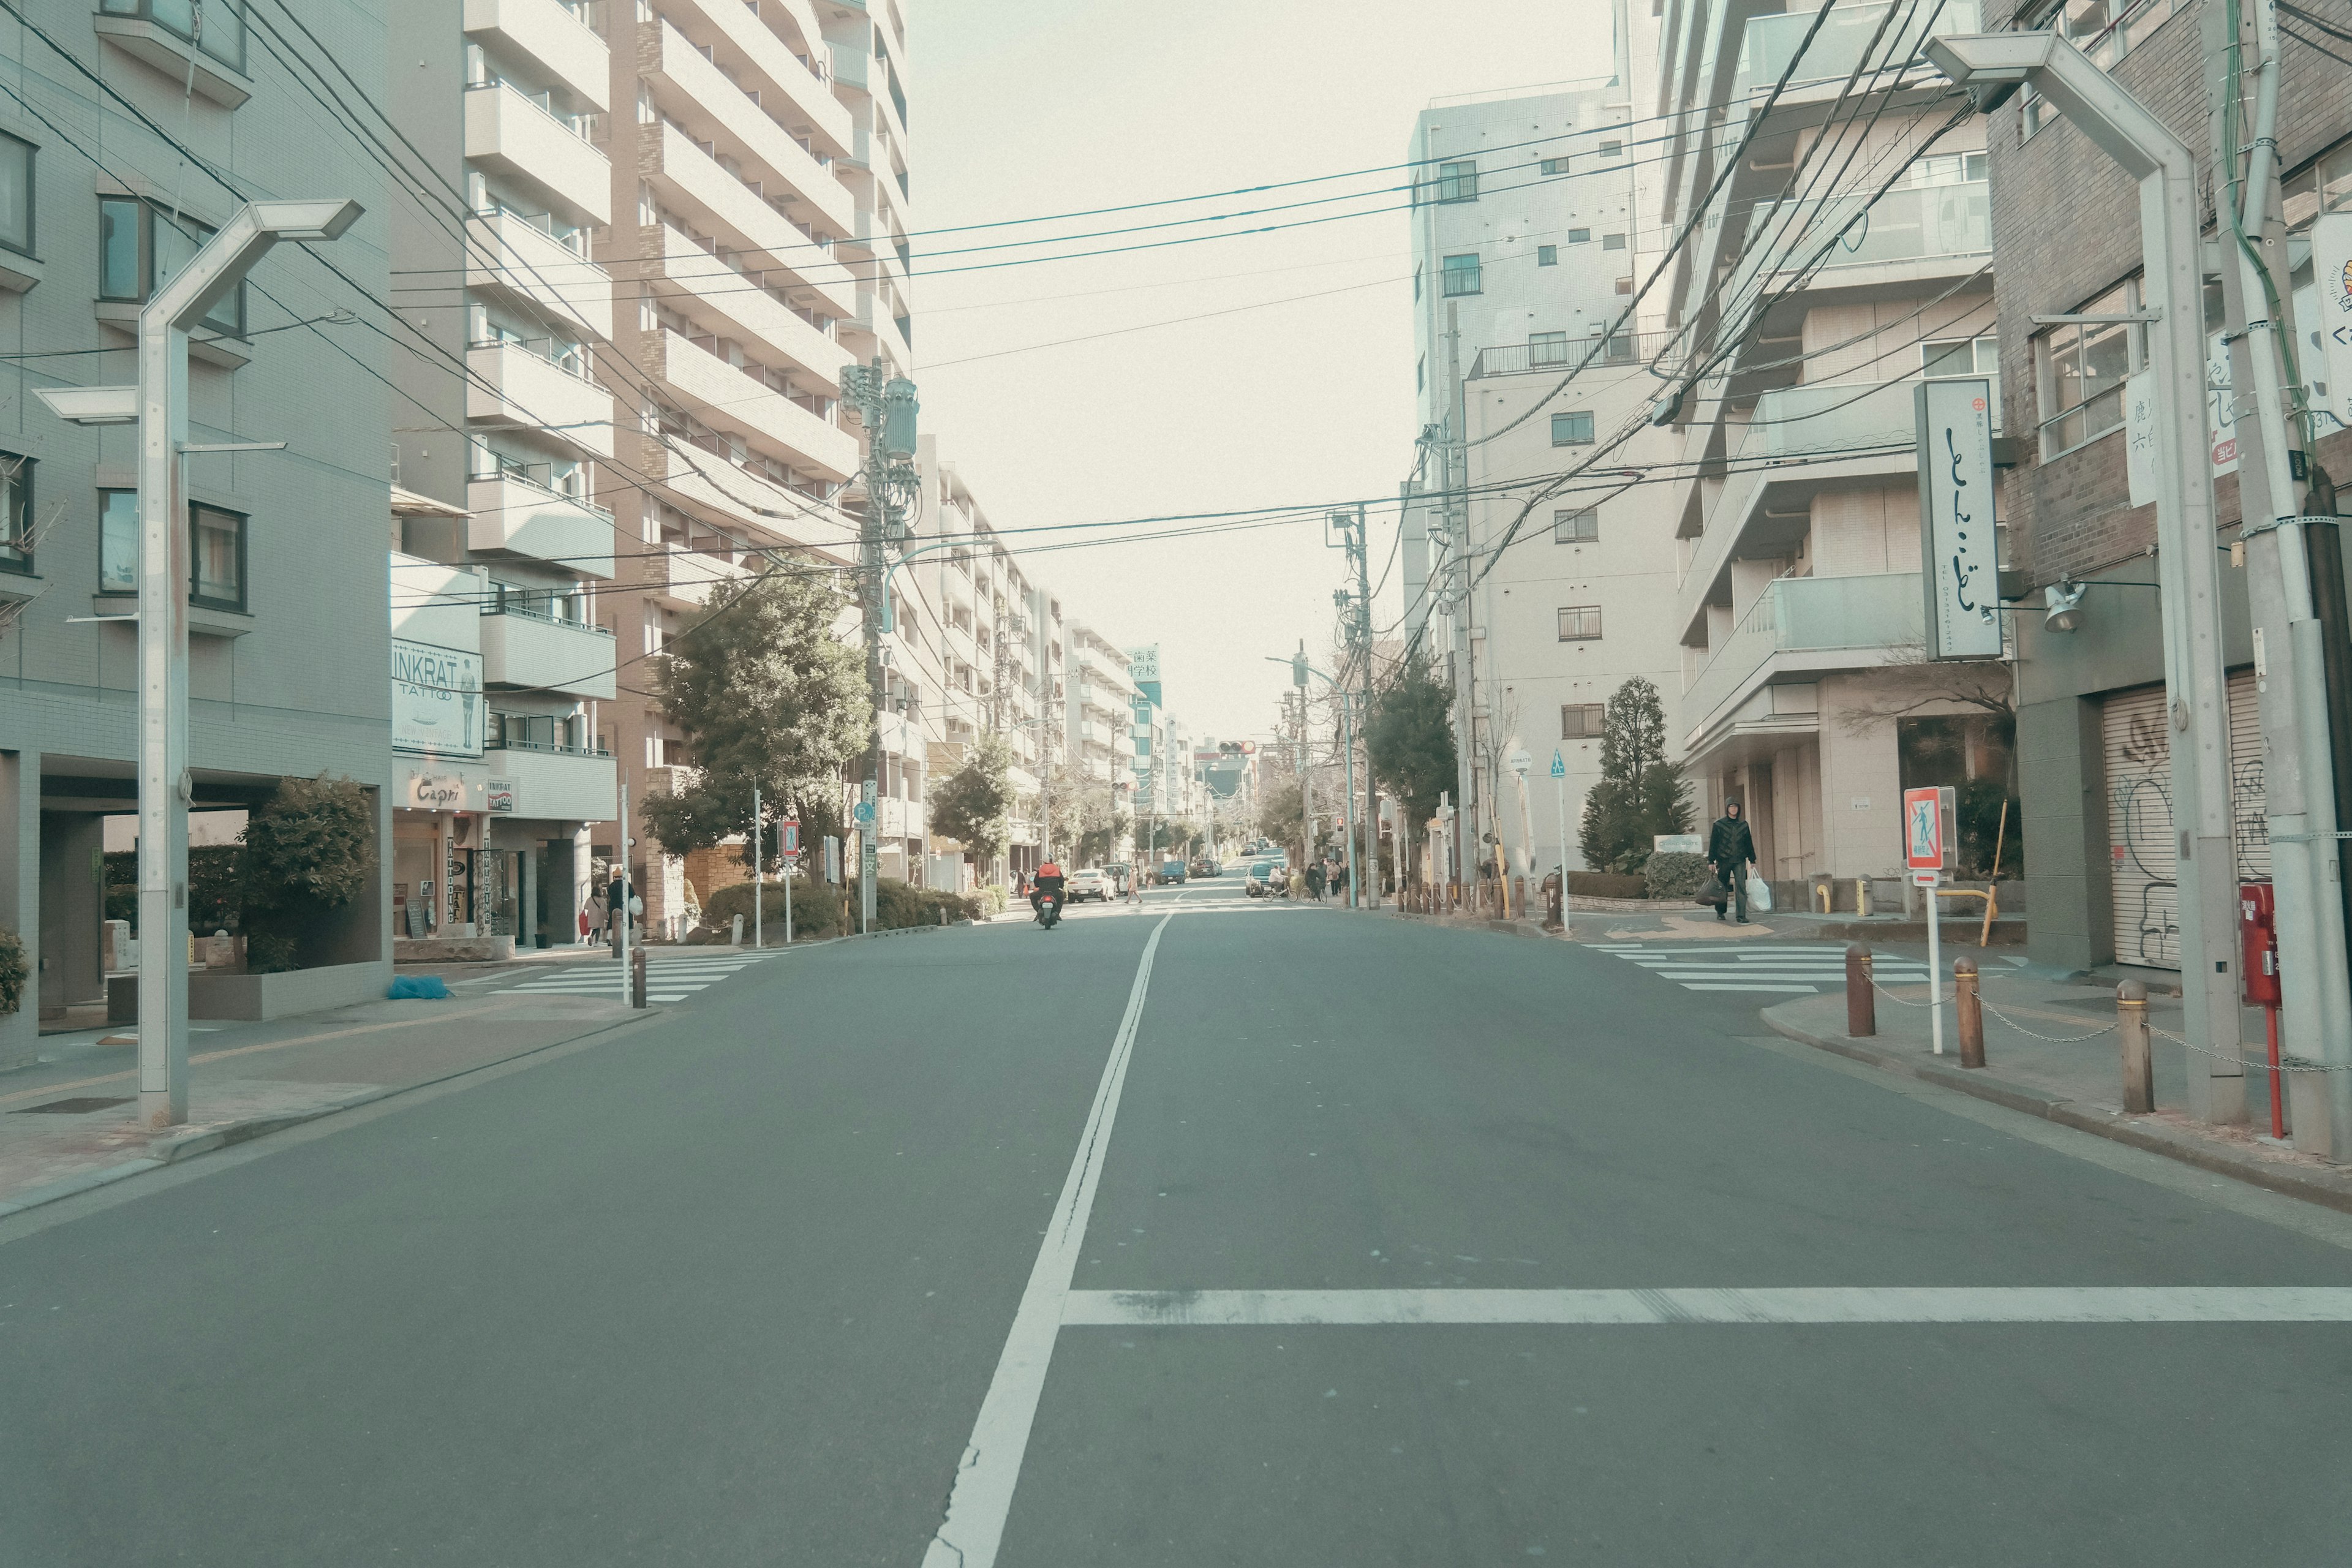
[2239,882,2281,1006]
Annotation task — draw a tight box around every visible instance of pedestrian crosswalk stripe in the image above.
[1597,943,1931,995]
[488,948,777,1002]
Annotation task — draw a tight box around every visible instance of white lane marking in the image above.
[1061,1287,2352,1327]
[1640,971,1923,981]
[921,908,1177,1568]
[1678,984,1823,993]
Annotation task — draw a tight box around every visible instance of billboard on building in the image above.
[393,638,486,757]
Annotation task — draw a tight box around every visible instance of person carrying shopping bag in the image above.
[1706,799,1758,924]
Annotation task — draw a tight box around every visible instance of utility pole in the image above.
[1443,301,1476,902]
[616,778,631,1003]
[842,360,919,934]
[752,783,763,951]
[1355,501,1377,905]
[2206,0,2352,1150]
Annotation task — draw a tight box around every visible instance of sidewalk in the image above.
[0,982,652,1218]
[1762,968,2352,1214]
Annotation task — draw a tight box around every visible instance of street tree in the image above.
[929,734,1016,876]
[239,774,379,971]
[641,567,870,864]
[1578,676,1691,873]
[1365,652,1458,885]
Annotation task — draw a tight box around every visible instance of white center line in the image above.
[921,908,1175,1568]
[1060,1286,2352,1326]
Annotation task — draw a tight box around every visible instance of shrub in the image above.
[1643,851,1712,900]
[105,845,244,933]
[246,931,300,974]
[1567,871,1646,900]
[0,925,26,1014]
[241,776,377,969]
[976,883,1009,915]
[697,876,976,941]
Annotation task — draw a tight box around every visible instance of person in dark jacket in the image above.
[1706,801,1758,923]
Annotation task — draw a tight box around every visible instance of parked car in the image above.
[1066,868,1112,902]
[1106,862,1133,894]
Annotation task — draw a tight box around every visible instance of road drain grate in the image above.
[12,1096,135,1115]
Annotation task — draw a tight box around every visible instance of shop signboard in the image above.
[392,638,485,758]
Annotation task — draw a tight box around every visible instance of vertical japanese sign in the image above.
[1915,378,2003,660]
[2315,214,2352,439]
[2206,331,2240,478]
[2125,369,2159,506]
[1902,785,1955,875]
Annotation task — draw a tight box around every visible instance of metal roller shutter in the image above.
[2101,674,2269,972]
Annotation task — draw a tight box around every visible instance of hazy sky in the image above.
[914,1,1607,746]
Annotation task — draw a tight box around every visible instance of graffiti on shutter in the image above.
[2101,673,2269,972]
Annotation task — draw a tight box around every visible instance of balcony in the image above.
[1682,572,1923,750]
[464,81,612,227]
[665,0,852,157]
[462,0,609,112]
[466,208,612,342]
[644,20,856,236]
[483,742,616,823]
[467,339,615,459]
[648,327,859,480]
[651,122,856,317]
[645,222,850,390]
[647,543,745,609]
[650,443,860,555]
[1728,181,1991,304]
[480,606,616,701]
[1733,0,1982,101]
[469,473,615,579]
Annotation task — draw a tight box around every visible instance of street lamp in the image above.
[1923,33,2247,1122]
[36,198,362,1129]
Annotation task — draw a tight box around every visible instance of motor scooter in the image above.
[1034,891,1063,930]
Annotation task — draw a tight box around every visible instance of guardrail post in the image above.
[1955,957,1983,1068]
[1845,944,1875,1037]
[2117,980,2152,1112]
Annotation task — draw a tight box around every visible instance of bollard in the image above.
[1845,944,1875,1037]
[1954,957,1983,1068]
[731,913,744,948]
[2117,980,2152,1112]
[1513,875,1527,917]
[630,944,648,1009]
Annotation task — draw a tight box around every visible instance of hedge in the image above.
[1566,871,1647,900]
[1643,851,1712,900]
[693,876,976,943]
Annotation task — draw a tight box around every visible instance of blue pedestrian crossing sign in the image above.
[1549,750,1566,778]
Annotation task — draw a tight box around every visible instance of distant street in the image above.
[10,885,2352,1566]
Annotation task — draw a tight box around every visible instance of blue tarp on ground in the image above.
[388,975,451,1000]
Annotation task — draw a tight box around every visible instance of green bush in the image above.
[246,932,300,974]
[105,846,244,933]
[0,925,26,1014]
[1643,851,1712,900]
[977,883,1009,915]
[697,876,975,941]
[241,777,377,969]
[1567,870,1646,900]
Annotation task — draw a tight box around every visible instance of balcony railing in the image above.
[1469,330,1682,379]
[1733,0,1982,99]
[1683,571,1923,735]
[1729,181,1991,300]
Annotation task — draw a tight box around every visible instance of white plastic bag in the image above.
[1746,874,1773,913]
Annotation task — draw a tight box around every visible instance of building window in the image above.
[1558,605,1603,641]
[99,0,247,71]
[99,198,246,336]
[0,453,31,575]
[1540,156,1570,175]
[1615,276,1634,294]
[1441,252,1482,296]
[1434,160,1479,202]
[1602,232,1626,251]
[1412,263,1421,301]
[1599,139,1623,156]
[1567,227,1591,243]
[2035,277,2145,458]
[1562,702,1606,737]
[99,489,137,592]
[190,503,244,611]
[1537,244,1558,266]
[1553,507,1599,543]
[1551,410,1595,445]
[1529,330,1569,366]
[0,132,32,258]
[2281,135,2352,230]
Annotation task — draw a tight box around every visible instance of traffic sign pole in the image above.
[781,819,799,946]
[1903,786,1954,1055]
[856,782,876,935]
[752,785,762,951]
[1551,749,1569,940]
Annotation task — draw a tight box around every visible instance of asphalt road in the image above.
[7,882,2352,1566]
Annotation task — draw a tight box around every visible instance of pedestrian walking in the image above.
[1706,800,1758,924]
[1305,861,1327,899]
[577,902,594,946]
[607,873,634,954]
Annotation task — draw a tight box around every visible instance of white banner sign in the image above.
[392,638,485,758]
[2125,369,2159,507]
[1916,378,2003,660]
[2206,331,2239,478]
[2315,213,2352,437]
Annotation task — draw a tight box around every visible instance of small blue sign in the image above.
[1549,750,1566,778]
[851,801,876,827]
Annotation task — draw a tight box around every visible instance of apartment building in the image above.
[0,0,402,1064]
[1123,646,1193,851]
[1406,75,1668,877]
[587,0,911,932]
[387,0,620,951]
[1985,3,2352,980]
[1651,0,1997,898]
[1063,623,1137,859]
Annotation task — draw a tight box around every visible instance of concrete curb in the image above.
[0,1008,665,1223]
[1761,1008,2352,1218]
